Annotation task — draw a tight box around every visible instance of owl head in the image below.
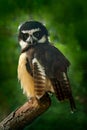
[18,21,49,49]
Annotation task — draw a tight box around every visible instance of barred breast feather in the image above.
[32,58,46,99]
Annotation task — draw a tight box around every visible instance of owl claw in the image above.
[28,97,36,103]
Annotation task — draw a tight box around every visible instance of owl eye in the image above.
[33,31,40,38]
[23,33,29,41]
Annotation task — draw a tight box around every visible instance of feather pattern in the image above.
[32,58,46,99]
[51,72,76,112]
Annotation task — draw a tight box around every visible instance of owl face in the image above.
[18,21,49,49]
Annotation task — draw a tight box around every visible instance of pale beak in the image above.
[26,36,33,45]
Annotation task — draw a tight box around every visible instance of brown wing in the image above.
[32,58,46,99]
[51,72,76,112]
[37,44,76,112]
[44,45,76,112]
[26,43,76,112]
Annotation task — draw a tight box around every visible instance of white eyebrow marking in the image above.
[22,28,40,34]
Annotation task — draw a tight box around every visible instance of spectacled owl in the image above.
[18,21,76,112]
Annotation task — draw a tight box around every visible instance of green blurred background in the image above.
[0,0,87,129]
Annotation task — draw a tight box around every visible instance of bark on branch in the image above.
[0,94,51,130]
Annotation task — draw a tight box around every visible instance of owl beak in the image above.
[26,36,33,45]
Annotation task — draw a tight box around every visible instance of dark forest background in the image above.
[0,0,87,129]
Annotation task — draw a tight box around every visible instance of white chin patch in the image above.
[38,36,46,43]
[19,40,28,49]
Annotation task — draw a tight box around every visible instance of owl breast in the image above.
[18,53,54,99]
[18,53,35,98]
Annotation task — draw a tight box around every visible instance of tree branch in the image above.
[0,94,51,130]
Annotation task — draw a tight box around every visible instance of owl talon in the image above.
[28,97,36,104]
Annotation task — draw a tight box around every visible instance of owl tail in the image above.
[51,72,76,112]
[69,95,76,113]
[62,72,76,112]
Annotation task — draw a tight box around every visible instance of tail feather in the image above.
[52,79,64,101]
[69,96,76,112]
[51,72,76,112]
